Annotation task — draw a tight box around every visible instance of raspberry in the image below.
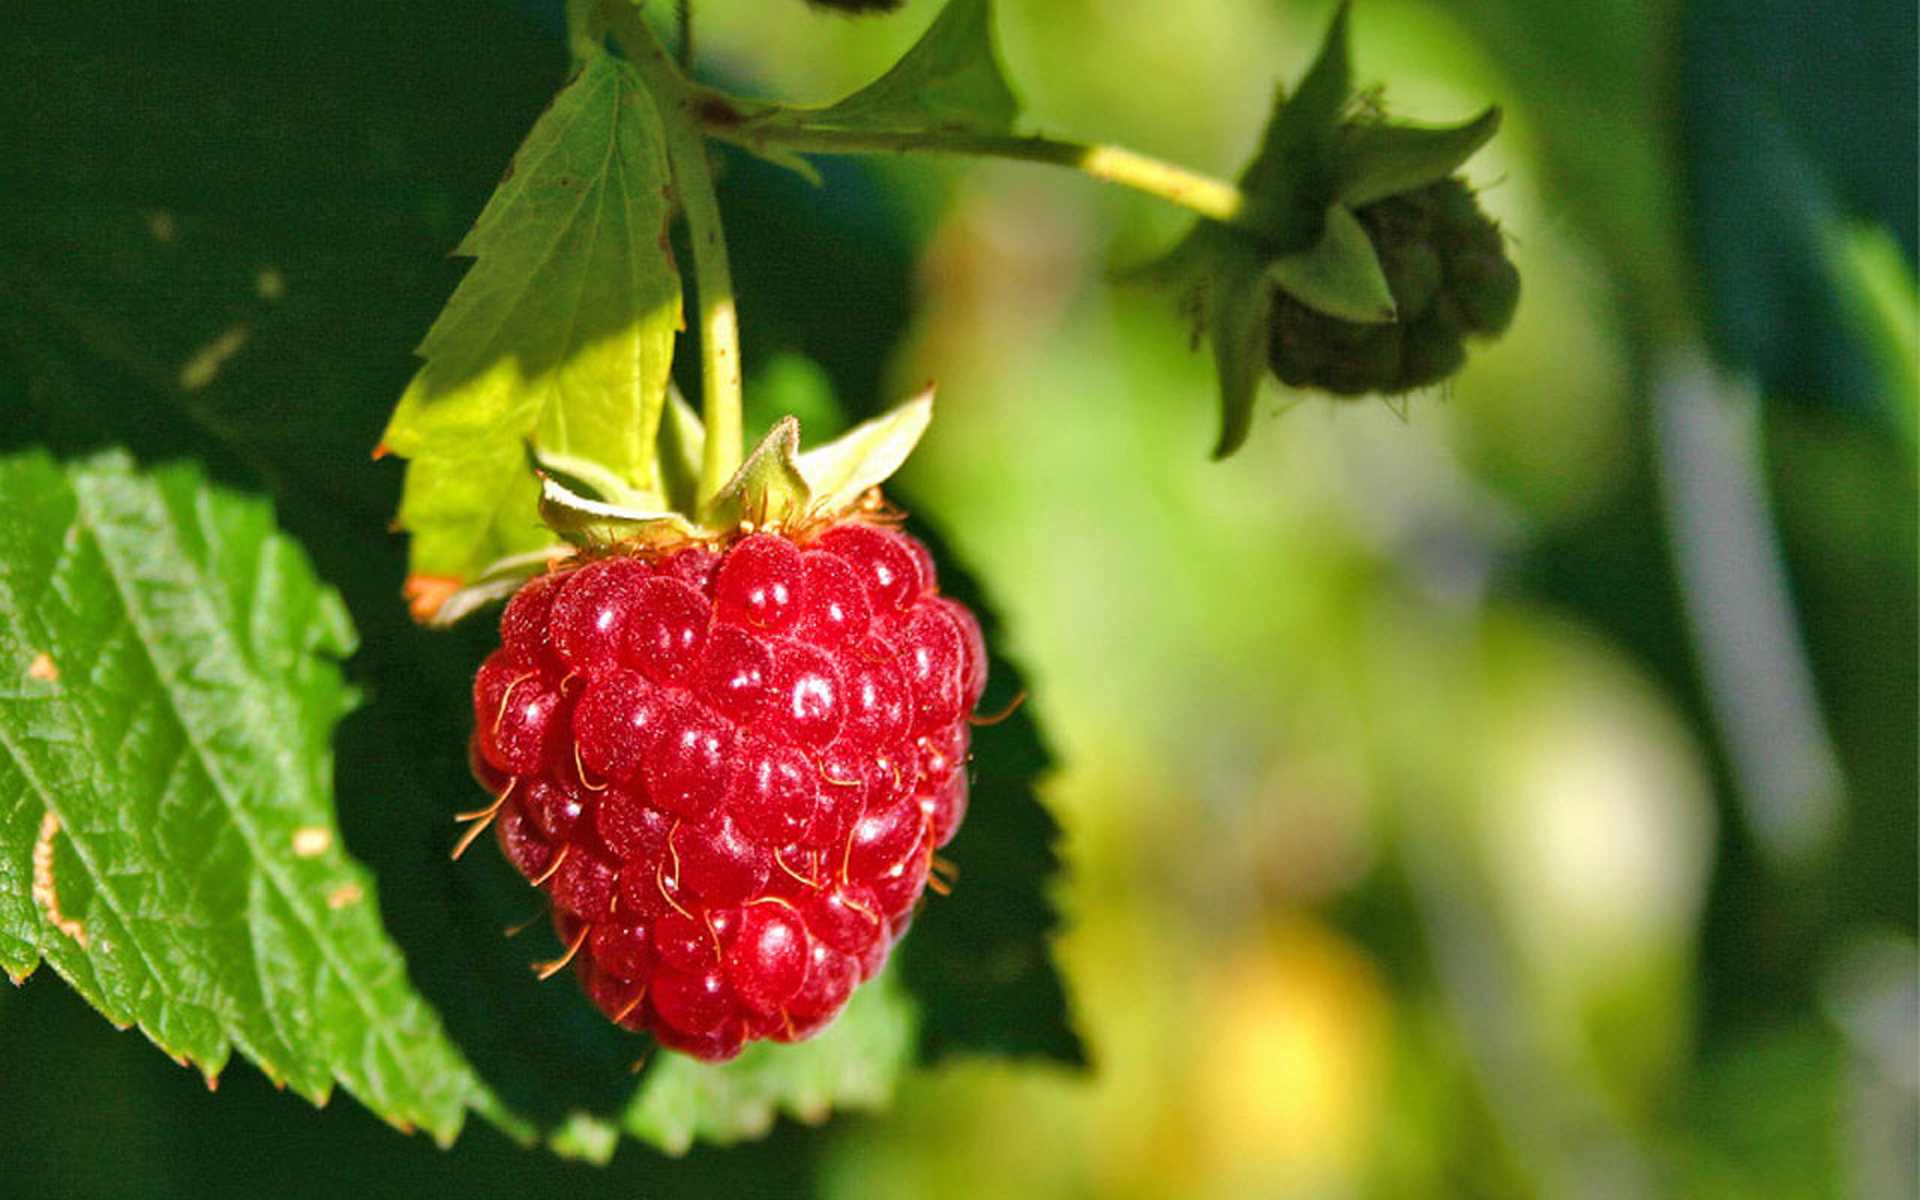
[468,522,983,1062]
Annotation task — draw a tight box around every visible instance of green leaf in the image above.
[701,417,813,530]
[535,471,699,547]
[796,387,934,514]
[621,967,918,1156]
[1236,0,1352,250]
[0,449,483,1143]
[785,0,1021,135]
[380,48,682,586]
[1334,107,1503,207]
[1208,251,1282,460]
[1267,203,1397,323]
[655,383,708,517]
[1128,221,1280,459]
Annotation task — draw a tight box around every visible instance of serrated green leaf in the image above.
[783,0,1020,136]
[380,48,682,586]
[702,417,813,530]
[796,387,934,514]
[1334,106,1502,207]
[620,967,918,1156]
[1268,203,1396,323]
[0,449,484,1143]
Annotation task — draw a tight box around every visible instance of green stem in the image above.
[611,5,744,501]
[711,123,1247,225]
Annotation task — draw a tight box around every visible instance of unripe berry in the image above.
[1267,177,1518,397]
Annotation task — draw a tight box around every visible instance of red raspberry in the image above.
[467,522,984,1062]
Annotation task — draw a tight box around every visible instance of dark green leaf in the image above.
[0,449,484,1143]
[893,516,1084,1065]
[1267,203,1396,323]
[789,0,1021,135]
[1236,0,1352,250]
[1126,221,1280,458]
[380,49,682,586]
[1680,0,1917,415]
[1335,106,1502,207]
[1208,253,1282,459]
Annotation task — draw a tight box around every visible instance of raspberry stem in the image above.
[708,124,1248,228]
[606,3,746,504]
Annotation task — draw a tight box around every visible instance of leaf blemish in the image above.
[31,812,88,948]
[27,651,57,682]
[326,882,363,910]
[292,826,332,857]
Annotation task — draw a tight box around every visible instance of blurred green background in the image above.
[1,1,1913,1197]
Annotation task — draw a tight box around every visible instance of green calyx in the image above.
[1137,1,1515,455]
[422,389,937,628]
[544,384,934,545]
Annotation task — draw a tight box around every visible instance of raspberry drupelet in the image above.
[467,519,984,1062]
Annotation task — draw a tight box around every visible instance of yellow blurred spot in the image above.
[145,210,177,242]
[178,324,250,391]
[292,827,331,857]
[255,267,286,301]
[1188,918,1389,1196]
[27,652,57,682]
[326,882,363,909]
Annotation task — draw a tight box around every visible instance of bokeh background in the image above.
[2,1,1913,1197]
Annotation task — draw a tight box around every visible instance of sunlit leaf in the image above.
[380,49,682,586]
[796,387,933,514]
[0,449,484,1143]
